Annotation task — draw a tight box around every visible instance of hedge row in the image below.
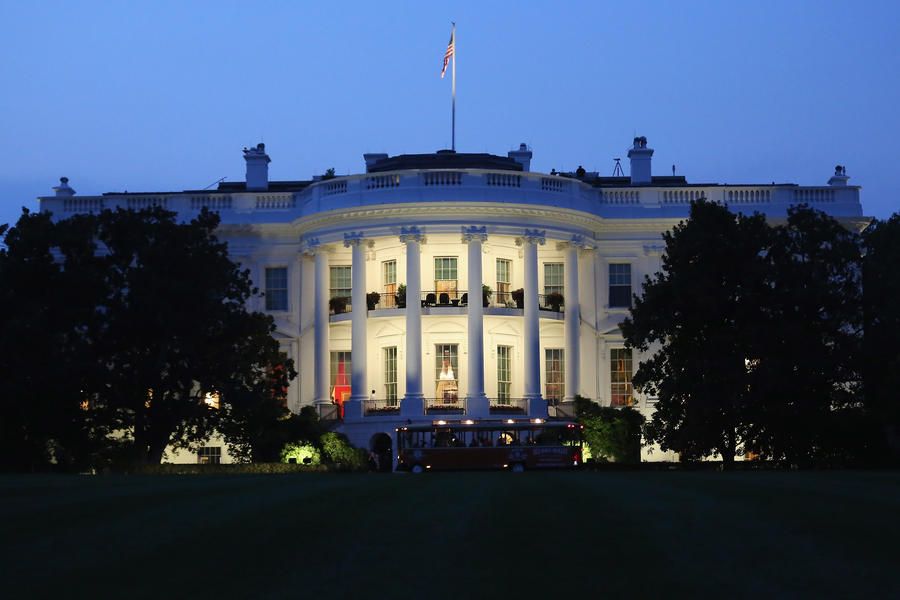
[131,462,359,475]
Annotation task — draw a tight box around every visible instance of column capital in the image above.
[301,237,322,256]
[343,231,365,248]
[461,225,488,244]
[557,234,594,251]
[399,225,426,244]
[516,229,546,246]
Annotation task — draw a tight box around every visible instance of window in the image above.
[265,267,288,311]
[545,349,565,403]
[330,265,352,300]
[434,344,459,403]
[434,257,458,299]
[544,263,564,296]
[496,259,511,306]
[497,346,512,402]
[609,264,632,308]
[197,446,221,465]
[330,351,352,402]
[610,348,634,407]
[384,347,398,405]
[382,260,397,308]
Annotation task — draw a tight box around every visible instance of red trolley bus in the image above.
[396,419,584,473]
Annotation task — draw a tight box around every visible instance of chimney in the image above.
[363,153,388,172]
[508,143,532,171]
[627,136,653,184]
[828,164,850,187]
[53,176,75,197]
[243,143,270,191]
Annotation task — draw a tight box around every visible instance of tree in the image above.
[0,210,107,471]
[85,207,296,465]
[745,206,864,465]
[620,200,771,466]
[862,214,900,461]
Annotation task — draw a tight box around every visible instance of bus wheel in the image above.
[410,464,425,474]
[511,463,525,473]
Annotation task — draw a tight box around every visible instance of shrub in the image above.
[366,291,381,310]
[320,432,367,470]
[575,396,644,463]
[280,442,321,466]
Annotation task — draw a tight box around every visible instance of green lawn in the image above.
[2,471,898,599]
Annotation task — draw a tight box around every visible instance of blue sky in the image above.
[1,0,898,225]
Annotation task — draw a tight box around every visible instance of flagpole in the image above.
[451,22,456,152]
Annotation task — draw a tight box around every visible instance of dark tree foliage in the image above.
[574,397,644,463]
[0,207,296,470]
[745,206,864,465]
[0,211,108,471]
[862,214,900,461]
[620,200,771,466]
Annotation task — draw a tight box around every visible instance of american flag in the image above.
[441,27,455,79]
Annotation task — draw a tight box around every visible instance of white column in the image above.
[400,227,425,417]
[306,239,331,406]
[463,226,489,416]
[343,232,367,420]
[563,238,583,402]
[518,229,546,417]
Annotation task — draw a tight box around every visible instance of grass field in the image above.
[2,471,899,599]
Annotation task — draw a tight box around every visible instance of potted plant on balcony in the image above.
[511,288,524,309]
[482,284,492,307]
[366,291,380,311]
[396,284,407,308]
[546,292,564,312]
[329,296,348,314]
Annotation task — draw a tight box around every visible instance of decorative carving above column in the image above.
[557,233,595,252]
[399,225,426,245]
[343,231,365,248]
[516,229,546,246]
[301,237,322,256]
[461,225,488,244]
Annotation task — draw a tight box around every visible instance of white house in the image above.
[39,138,866,463]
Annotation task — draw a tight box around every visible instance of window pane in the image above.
[545,348,565,402]
[610,348,634,407]
[544,263,564,296]
[330,351,352,402]
[609,264,632,308]
[497,346,511,402]
[435,344,459,402]
[265,267,288,311]
[384,347,397,404]
[330,266,352,299]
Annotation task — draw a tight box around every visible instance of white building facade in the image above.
[40,139,866,460]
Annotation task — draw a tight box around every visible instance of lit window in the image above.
[434,257,458,300]
[265,267,288,311]
[610,348,634,406]
[609,264,632,308]
[545,349,564,404]
[204,392,220,410]
[382,260,397,308]
[435,344,459,403]
[496,259,511,306]
[197,446,222,465]
[330,351,352,402]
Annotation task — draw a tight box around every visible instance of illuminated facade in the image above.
[40,139,865,461]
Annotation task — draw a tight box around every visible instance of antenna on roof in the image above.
[203,176,227,191]
[612,158,624,177]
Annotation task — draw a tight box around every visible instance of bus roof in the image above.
[396,420,581,432]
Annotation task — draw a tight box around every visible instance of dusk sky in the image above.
[1,0,898,227]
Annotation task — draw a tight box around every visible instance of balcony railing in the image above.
[341,290,564,313]
[363,398,401,416]
[314,403,341,421]
[489,398,528,415]
[424,397,467,415]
